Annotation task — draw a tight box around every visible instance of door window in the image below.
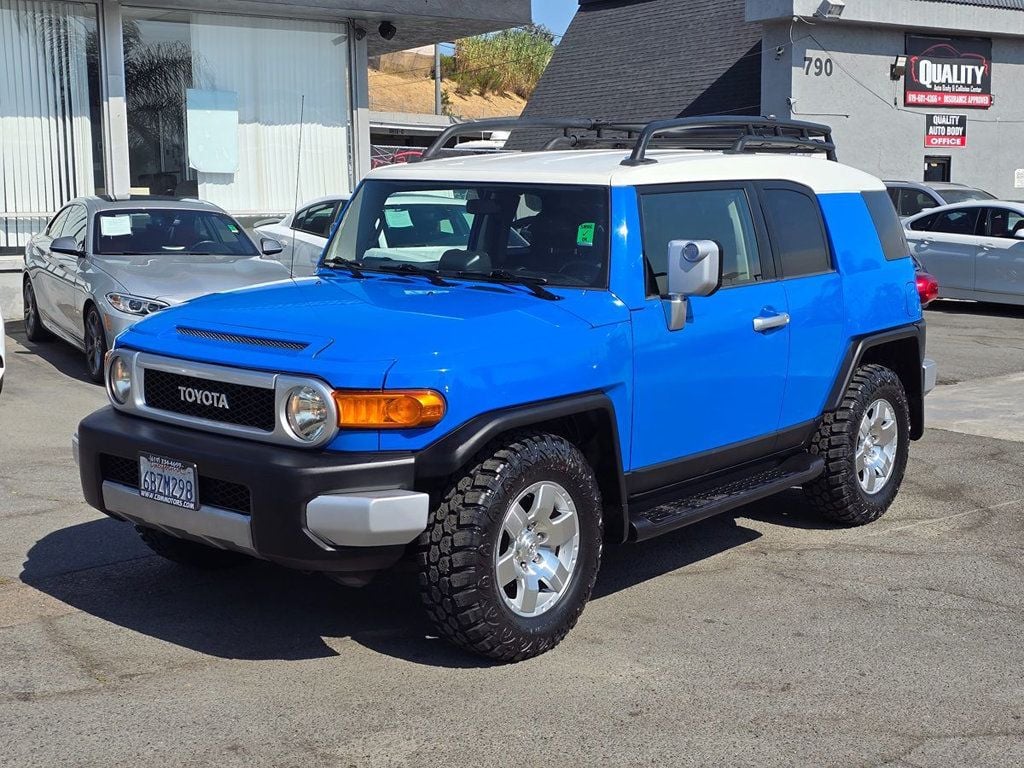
[862,191,910,261]
[760,186,832,277]
[930,208,981,236]
[46,208,71,237]
[640,187,765,295]
[985,207,1024,239]
[60,205,89,250]
[293,201,339,238]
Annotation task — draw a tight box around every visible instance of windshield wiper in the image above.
[458,269,560,301]
[322,257,367,279]
[377,263,454,287]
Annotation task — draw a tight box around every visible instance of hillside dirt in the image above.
[369,69,526,119]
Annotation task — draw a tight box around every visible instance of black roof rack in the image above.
[416,116,837,165]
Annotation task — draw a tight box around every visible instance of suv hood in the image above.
[118,274,628,387]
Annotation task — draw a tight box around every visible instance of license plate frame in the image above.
[139,453,199,511]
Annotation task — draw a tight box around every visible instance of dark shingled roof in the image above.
[508,0,762,149]
[913,0,1024,9]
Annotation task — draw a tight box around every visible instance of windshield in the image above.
[941,188,995,204]
[324,181,610,288]
[93,209,259,257]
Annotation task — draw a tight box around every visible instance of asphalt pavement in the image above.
[1,299,1022,767]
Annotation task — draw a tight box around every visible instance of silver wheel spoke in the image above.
[530,483,558,519]
[535,551,570,592]
[503,505,528,539]
[537,512,578,549]
[517,577,540,614]
[876,419,897,444]
[495,552,517,588]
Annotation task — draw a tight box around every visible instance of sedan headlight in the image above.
[285,386,329,442]
[108,355,132,404]
[106,293,168,316]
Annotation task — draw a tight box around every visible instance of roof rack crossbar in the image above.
[620,116,837,166]
[418,118,600,161]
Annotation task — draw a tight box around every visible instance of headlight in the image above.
[285,386,329,442]
[106,293,168,316]
[108,355,132,404]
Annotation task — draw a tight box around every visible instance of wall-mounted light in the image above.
[813,0,845,19]
[890,55,907,81]
[353,25,366,41]
[378,21,397,41]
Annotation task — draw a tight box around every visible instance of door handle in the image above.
[753,312,791,332]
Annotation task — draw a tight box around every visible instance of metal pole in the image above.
[434,44,442,115]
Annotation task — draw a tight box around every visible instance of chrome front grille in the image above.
[176,326,309,351]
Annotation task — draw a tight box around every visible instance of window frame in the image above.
[46,207,72,238]
[635,180,776,299]
[982,206,1024,240]
[60,204,90,250]
[753,180,836,280]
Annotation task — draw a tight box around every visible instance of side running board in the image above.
[629,453,825,542]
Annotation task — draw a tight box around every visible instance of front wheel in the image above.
[416,432,603,662]
[84,306,107,383]
[804,364,911,526]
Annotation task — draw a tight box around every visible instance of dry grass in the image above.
[368,70,525,119]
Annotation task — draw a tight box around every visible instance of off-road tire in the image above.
[804,364,910,526]
[416,432,603,662]
[23,277,52,342]
[137,526,248,569]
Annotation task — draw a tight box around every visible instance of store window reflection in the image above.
[123,9,353,217]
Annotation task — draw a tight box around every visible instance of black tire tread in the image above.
[416,431,602,663]
[804,364,910,526]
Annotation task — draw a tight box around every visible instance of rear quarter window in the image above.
[862,190,910,261]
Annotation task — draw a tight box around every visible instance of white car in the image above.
[255,196,348,276]
[904,201,1024,306]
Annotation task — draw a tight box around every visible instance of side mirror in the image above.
[1013,229,1024,240]
[51,236,84,258]
[261,237,284,256]
[663,239,722,331]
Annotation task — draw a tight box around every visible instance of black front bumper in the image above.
[78,407,416,573]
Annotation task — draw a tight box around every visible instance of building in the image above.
[516,0,1024,198]
[0,0,529,254]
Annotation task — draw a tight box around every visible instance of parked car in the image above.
[254,196,348,276]
[903,201,1024,306]
[885,180,994,218]
[23,196,290,382]
[75,116,935,662]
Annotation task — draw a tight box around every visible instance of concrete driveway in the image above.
[1,300,1022,767]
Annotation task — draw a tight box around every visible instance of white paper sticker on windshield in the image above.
[100,215,133,237]
[384,208,413,228]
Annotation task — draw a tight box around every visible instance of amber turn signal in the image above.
[332,390,446,429]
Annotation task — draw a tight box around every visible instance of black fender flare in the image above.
[414,392,630,541]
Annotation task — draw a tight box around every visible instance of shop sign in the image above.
[905,35,992,109]
[925,114,967,148]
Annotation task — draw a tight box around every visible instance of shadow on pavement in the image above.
[926,299,1024,319]
[6,319,96,385]
[20,493,820,667]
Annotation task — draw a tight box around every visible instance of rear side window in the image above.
[931,208,980,236]
[901,188,939,217]
[862,190,910,261]
[759,186,832,277]
[909,212,939,231]
[294,201,338,238]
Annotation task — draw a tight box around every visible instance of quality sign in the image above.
[925,114,967,148]
[905,35,992,109]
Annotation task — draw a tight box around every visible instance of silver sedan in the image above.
[904,200,1024,307]
[23,196,290,382]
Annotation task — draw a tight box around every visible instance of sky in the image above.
[532,0,578,38]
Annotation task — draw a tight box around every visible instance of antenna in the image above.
[289,94,306,279]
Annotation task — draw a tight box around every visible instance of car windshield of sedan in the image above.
[94,209,259,257]
[941,188,995,204]
[324,181,611,288]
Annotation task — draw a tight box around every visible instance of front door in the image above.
[906,206,982,293]
[977,206,1024,299]
[630,184,789,472]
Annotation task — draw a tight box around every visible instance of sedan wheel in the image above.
[84,307,107,383]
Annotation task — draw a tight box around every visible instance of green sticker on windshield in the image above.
[227,223,239,233]
[577,222,595,247]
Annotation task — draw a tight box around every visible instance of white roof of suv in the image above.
[369,149,886,195]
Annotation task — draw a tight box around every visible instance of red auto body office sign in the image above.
[925,114,967,148]
[905,35,992,109]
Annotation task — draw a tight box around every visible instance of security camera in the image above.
[378,21,397,41]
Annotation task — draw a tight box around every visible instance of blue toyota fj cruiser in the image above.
[75,118,937,662]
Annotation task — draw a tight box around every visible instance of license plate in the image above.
[139,453,199,511]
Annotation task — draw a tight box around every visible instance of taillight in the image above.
[916,272,939,307]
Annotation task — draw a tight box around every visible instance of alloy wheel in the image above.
[856,398,899,495]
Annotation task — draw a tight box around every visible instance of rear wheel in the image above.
[416,432,603,662]
[136,526,248,569]
[23,278,52,342]
[804,364,910,526]
[84,306,107,383]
